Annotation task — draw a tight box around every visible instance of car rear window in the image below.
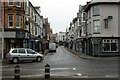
[12,49,17,53]
[18,49,26,54]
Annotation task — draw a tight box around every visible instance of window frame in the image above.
[16,15,21,28]
[103,39,118,52]
[93,5,100,16]
[8,14,14,28]
[93,20,100,34]
[16,0,21,7]
[8,0,14,6]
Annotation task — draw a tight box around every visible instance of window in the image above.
[103,39,118,52]
[27,49,34,54]
[79,30,82,37]
[8,0,13,6]
[8,14,13,28]
[35,27,37,35]
[18,49,26,54]
[12,49,17,53]
[16,0,21,7]
[16,15,21,28]
[35,15,36,22]
[93,5,100,16]
[89,10,91,18]
[93,20,100,33]
[104,19,108,28]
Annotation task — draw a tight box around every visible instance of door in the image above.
[93,44,100,57]
[26,49,36,60]
[18,49,27,61]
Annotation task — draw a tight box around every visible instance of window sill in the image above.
[93,14,100,16]
[93,33,100,34]
[16,6,21,7]
[8,27,13,28]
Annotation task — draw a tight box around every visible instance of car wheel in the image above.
[12,58,19,64]
[36,57,42,62]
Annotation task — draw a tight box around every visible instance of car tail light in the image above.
[9,53,11,56]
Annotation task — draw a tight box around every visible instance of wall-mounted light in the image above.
[108,16,113,19]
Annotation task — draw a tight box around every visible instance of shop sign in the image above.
[91,38,101,42]
[93,41,100,44]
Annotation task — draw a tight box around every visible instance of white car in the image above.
[6,48,44,64]
[49,43,56,52]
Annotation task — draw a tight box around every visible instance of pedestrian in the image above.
[42,47,44,54]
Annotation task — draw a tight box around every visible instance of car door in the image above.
[26,49,36,60]
[18,49,27,61]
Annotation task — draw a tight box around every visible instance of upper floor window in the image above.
[16,0,21,7]
[8,14,13,28]
[16,15,21,28]
[93,20,100,33]
[8,0,13,6]
[93,5,100,16]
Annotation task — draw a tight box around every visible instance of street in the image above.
[2,46,118,78]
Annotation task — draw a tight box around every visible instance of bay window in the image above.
[93,5,100,16]
[93,20,100,33]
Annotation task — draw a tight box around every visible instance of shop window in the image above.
[103,39,118,52]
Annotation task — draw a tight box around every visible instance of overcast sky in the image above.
[29,0,91,34]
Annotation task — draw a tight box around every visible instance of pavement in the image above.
[65,47,120,60]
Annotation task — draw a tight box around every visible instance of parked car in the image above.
[6,48,44,64]
[49,43,56,52]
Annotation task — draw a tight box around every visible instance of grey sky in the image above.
[30,0,91,33]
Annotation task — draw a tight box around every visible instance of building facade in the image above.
[4,0,30,56]
[84,0,120,56]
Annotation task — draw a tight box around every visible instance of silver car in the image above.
[6,48,44,64]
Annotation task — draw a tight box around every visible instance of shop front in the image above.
[88,38,120,57]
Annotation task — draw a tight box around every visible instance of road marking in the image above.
[73,68,76,71]
[77,73,82,76]
[44,55,48,60]
[105,75,118,78]
[40,68,70,71]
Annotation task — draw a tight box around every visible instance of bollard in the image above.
[45,64,50,78]
[14,65,20,79]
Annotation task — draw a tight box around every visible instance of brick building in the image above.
[4,0,30,56]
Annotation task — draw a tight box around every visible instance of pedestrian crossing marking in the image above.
[73,68,76,70]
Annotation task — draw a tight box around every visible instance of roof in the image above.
[84,0,120,12]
